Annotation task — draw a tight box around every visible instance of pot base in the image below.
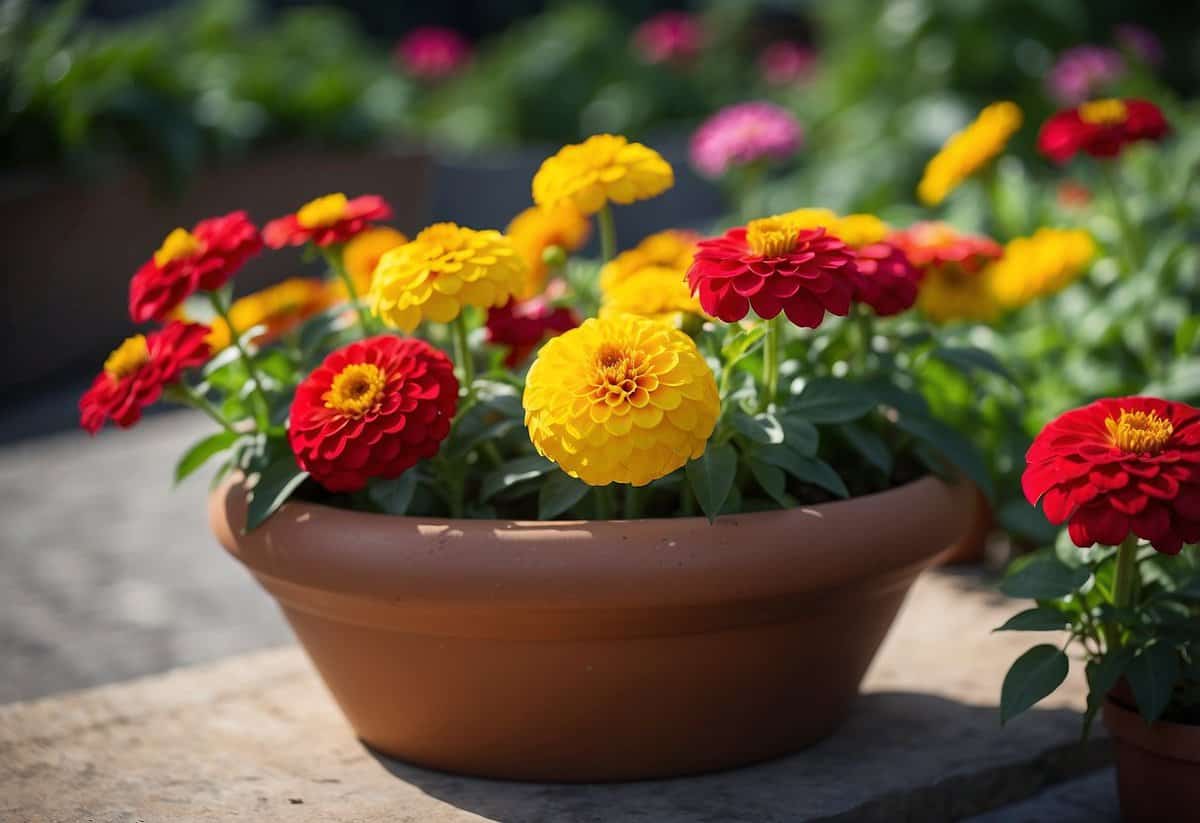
[1104,699,1200,822]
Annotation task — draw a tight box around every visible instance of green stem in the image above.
[208,291,271,430]
[761,315,782,411]
[597,204,617,264]
[594,485,615,520]
[167,383,236,433]
[855,307,875,375]
[451,314,475,403]
[624,484,642,520]
[1100,163,1140,276]
[739,162,767,222]
[323,247,374,336]
[1106,533,1141,651]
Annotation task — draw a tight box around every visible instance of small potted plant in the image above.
[999,396,1200,822]
[80,133,998,781]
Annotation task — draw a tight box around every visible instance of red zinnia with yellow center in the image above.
[264,193,393,248]
[129,211,262,322]
[486,296,580,367]
[686,217,855,327]
[288,335,458,493]
[1037,98,1169,163]
[1023,397,1200,555]
[79,322,211,434]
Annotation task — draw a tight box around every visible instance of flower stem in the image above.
[1105,533,1141,651]
[167,382,236,433]
[1100,163,1140,276]
[623,484,642,520]
[323,246,373,336]
[451,313,475,403]
[208,291,271,430]
[595,485,615,520]
[855,306,875,374]
[761,315,782,411]
[597,203,617,264]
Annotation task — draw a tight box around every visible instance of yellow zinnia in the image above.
[917,267,999,324]
[523,315,719,486]
[989,228,1096,309]
[369,223,526,332]
[506,202,591,299]
[599,229,699,292]
[600,265,704,325]
[340,226,408,296]
[780,210,890,248]
[532,134,674,215]
[189,277,332,351]
[917,101,1023,206]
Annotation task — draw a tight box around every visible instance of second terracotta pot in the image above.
[1104,697,1200,822]
[210,475,977,782]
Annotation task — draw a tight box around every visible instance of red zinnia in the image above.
[850,242,920,317]
[687,217,856,327]
[886,222,1002,275]
[1037,98,1169,163]
[486,295,580,367]
[264,193,392,249]
[80,322,211,434]
[288,335,458,493]
[1023,397,1200,555]
[129,211,262,323]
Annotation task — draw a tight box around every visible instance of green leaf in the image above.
[999,553,1091,600]
[1126,642,1181,724]
[747,459,791,507]
[839,423,892,476]
[538,473,590,519]
[174,430,239,485]
[779,414,819,457]
[732,411,784,445]
[998,499,1060,547]
[897,413,994,500]
[930,345,1015,383]
[994,607,1070,632]
[790,378,877,423]
[480,456,555,501]
[245,457,309,532]
[1175,315,1200,357]
[1000,644,1069,724]
[686,443,738,522]
[720,324,766,365]
[368,472,418,515]
[1086,650,1133,704]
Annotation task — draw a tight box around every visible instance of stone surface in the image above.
[0,412,291,703]
[964,769,1118,823]
[1,571,1112,822]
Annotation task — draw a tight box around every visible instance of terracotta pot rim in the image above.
[1103,696,1200,765]
[210,474,978,612]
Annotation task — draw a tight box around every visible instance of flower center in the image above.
[297,193,349,229]
[104,335,149,380]
[1106,409,1173,454]
[746,217,797,257]
[324,363,386,416]
[591,343,654,406]
[1078,99,1128,126]
[153,228,202,266]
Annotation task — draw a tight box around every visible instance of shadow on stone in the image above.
[363,691,1110,823]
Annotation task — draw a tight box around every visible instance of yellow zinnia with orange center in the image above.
[599,229,699,292]
[917,101,1023,206]
[532,134,674,215]
[198,277,333,351]
[369,222,526,332]
[523,315,719,486]
[989,228,1095,309]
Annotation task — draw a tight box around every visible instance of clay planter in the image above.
[210,475,977,782]
[1104,698,1200,822]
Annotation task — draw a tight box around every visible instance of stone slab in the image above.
[1,571,1111,822]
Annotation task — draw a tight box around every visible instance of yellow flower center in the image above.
[153,228,202,266]
[746,217,797,257]
[323,363,386,416]
[104,335,149,380]
[297,193,349,229]
[590,343,656,407]
[1078,99,1128,126]
[1106,409,1173,455]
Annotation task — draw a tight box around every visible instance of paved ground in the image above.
[0,411,290,703]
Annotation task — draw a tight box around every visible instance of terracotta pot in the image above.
[210,475,977,782]
[934,487,993,565]
[1103,697,1200,822]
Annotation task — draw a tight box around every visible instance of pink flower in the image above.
[1046,46,1125,106]
[759,42,817,87]
[632,11,704,65]
[690,102,803,178]
[396,26,470,80]
[1114,24,1164,67]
